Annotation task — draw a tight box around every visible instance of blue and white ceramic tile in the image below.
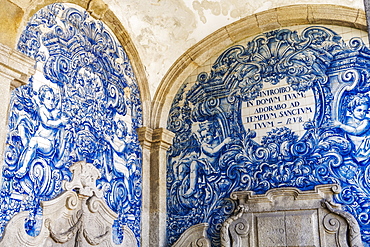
[1,3,142,245]
[167,26,370,246]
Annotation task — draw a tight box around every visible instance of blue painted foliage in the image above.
[167,26,370,246]
[1,3,142,245]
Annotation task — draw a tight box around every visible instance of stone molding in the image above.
[220,184,363,247]
[229,184,342,205]
[172,223,211,247]
[137,127,175,152]
[152,4,368,129]
[322,200,363,247]
[137,127,154,149]
[137,127,175,147]
[0,160,137,247]
[87,0,108,20]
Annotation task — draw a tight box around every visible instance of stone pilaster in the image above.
[137,126,154,247]
[137,127,174,247]
[0,43,35,173]
[150,128,174,247]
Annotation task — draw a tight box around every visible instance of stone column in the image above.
[137,127,174,247]
[0,43,35,172]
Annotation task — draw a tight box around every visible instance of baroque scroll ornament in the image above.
[0,161,137,247]
[1,3,142,245]
[167,26,370,246]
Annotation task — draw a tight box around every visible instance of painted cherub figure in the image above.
[334,93,370,162]
[103,119,133,203]
[183,121,231,197]
[104,120,130,178]
[15,85,68,178]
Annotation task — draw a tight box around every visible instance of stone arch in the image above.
[2,0,151,126]
[152,4,367,129]
[161,5,370,246]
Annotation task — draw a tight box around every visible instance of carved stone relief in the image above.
[0,161,137,247]
[172,223,211,247]
[220,184,363,247]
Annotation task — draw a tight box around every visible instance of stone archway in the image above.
[152,4,367,129]
[1,0,150,126]
[167,25,370,246]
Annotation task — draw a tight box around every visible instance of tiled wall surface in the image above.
[0,3,143,245]
[2,2,370,246]
[167,25,370,246]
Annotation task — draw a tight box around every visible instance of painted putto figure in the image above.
[16,85,68,178]
[335,93,370,163]
[181,121,231,197]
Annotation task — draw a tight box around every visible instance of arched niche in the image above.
[3,0,150,125]
[164,9,370,247]
[0,3,143,246]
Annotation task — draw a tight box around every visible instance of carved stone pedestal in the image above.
[221,184,363,247]
[0,161,137,247]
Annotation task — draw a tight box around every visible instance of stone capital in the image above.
[137,126,154,150]
[0,43,35,89]
[137,126,175,151]
[152,128,175,151]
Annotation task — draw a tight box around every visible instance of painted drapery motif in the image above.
[1,3,142,245]
[167,26,370,246]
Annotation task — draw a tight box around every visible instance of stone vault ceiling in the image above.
[103,0,365,99]
[12,0,367,98]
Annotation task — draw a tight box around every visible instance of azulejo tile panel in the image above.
[167,26,370,246]
[1,3,142,246]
